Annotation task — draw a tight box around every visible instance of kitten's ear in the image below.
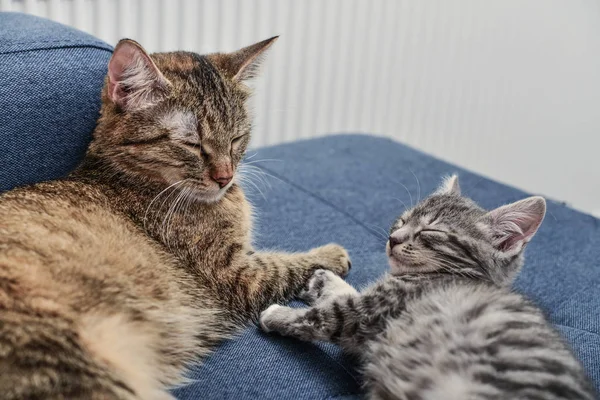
[208,36,278,82]
[486,196,546,253]
[107,39,170,110]
[436,175,461,195]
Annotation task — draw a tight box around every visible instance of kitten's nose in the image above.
[388,235,404,248]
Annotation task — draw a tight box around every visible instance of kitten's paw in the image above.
[298,269,338,304]
[299,269,358,304]
[259,304,285,333]
[309,243,351,277]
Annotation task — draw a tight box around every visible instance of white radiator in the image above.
[2,0,600,215]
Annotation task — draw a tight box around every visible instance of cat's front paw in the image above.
[298,269,337,304]
[309,243,351,277]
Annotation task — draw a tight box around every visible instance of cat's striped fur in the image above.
[0,39,350,399]
[260,176,595,400]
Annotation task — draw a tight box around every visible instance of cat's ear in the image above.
[486,196,546,253]
[107,39,170,110]
[436,175,461,195]
[208,36,278,82]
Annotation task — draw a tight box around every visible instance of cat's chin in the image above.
[188,181,234,204]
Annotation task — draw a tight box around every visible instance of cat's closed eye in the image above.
[232,133,248,144]
[181,141,208,158]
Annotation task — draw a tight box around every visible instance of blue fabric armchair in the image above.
[1,12,598,399]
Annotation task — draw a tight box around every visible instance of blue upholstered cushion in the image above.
[174,135,600,399]
[0,12,112,191]
[1,12,598,400]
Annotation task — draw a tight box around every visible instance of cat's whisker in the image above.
[162,185,188,247]
[238,166,272,188]
[155,181,187,228]
[166,186,191,249]
[240,165,284,187]
[183,186,196,221]
[168,188,189,245]
[237,170,267,200]
[161,194,178,245]
[144,180,186,229]
[238,164,280,192]
[178,187,195,237]
[242,159,283,166]
[239,163,274,175]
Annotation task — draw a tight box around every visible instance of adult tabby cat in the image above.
[260,176,595,400]
[0,38,350,399]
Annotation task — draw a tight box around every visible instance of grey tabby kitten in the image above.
[260,175,595,400]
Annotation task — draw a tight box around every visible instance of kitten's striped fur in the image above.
[260,176,595,400]
[0,39,350,399]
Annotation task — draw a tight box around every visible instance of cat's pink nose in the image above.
[210,165,233,188]
[211,173,232,188]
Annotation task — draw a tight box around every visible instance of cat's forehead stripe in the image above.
[160,110,197,139]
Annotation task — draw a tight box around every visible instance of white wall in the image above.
[2,0,599,215]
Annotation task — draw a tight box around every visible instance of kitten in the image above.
[260,175,595,400]
[0,38,350,399]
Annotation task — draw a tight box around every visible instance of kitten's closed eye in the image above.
[419,228,446,234]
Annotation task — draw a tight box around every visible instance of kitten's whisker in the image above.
[464,176,484,193]
[409,169,421,204]
[366,229,387,241]
[365,223,389,241]
[392,197,409,212]
[394,180,414,208]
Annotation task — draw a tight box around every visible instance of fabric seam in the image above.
[0,43,113,56]
[554,323,600,338]
[1,37,110,46]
